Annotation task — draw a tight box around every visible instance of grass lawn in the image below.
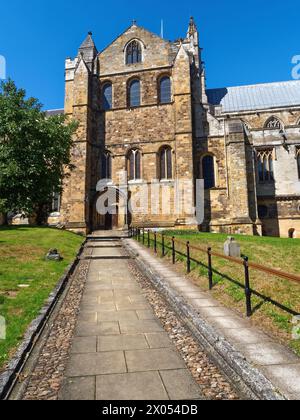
[142,231,300,356]
[0,227,83,371]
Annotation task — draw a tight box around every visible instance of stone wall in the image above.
[59,21,300,238]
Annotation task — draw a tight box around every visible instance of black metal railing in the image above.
[129,227,300,318]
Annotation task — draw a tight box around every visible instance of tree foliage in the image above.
[0,80,77,222]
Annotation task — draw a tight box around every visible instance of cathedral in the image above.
[52,18,300,238]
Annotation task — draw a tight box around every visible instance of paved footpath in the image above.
[59,232,203,400]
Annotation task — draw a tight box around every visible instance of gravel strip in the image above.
[127,258,239,400]
[20,259,90,400]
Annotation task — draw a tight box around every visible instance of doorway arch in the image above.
[288,228,296,239]
[92,186,129,231]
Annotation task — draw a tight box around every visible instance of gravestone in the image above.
[224,237,241,258]
[46,249,63,261]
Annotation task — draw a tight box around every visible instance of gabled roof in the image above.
[206,80,300,113]
[98,23,172,55]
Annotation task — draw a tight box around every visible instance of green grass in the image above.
[0,227,83,370]
[139,231,300,357]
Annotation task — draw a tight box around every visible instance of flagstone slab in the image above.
[66,352,126,377]
[97,334,149,352]
[125,348,186,372]
[96,372,169,401]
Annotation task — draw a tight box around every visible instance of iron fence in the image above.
[129,227,300,318]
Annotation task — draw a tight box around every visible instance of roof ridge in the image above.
[207,79,300,92]
[46,108,64,111]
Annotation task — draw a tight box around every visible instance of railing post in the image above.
[138,228,141,242]
[142,228,145,245]
[243,256,252,317]
[162,234,165,257]
[147,230,150,248]
[208,247,213,290]
[172,237,176,264]
[187,241,191,274]
[154,232,157,254]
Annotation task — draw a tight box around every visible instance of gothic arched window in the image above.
[265,117,282,130]
[128,79,141,107]
[296,147,300,179]
[159,76,172,104]
[159,146,172,180]
[101,151,112,179]
[201,155,216,190]
[126,40,142,65]
[128,149,141,181]
[256,149,274,182]
[102,83,113,110]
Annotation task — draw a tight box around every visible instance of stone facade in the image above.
[56,19,300,238]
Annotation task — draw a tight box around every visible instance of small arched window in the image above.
[102,83,113,110]
[296,147,300,179]
[126,40,142,65]
[265,117,282,130]
[128,149,141,181]
[256,149,274,182]
[159,146,172,180]
[128,79,141,107]
[51,192,61,213]
[101,151,112,179]
[200,155,216,190]
[159,76,172,104]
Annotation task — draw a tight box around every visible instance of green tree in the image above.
[0,80,77,224]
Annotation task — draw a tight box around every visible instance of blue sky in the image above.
[1,0,299,109]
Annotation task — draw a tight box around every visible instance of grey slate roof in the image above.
[79,33,96,50]
[45,109,64,117]
[206,80,300,113]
